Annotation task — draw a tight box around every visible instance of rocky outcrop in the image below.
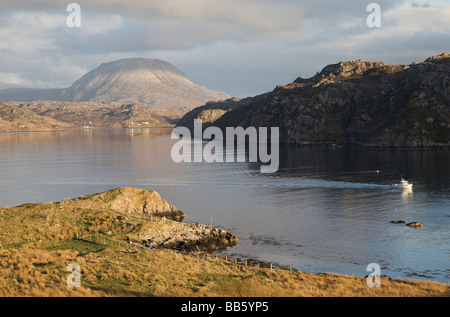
[69,187,238,251]
[69,187,186,221]
[138,220,238,251]
[177,53,450,148]
[0,187,237,252]
[175,94,267,131]
[406,222,424,228]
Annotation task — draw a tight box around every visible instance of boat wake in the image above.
[0,178,395,190]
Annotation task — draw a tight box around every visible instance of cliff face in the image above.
[175,94,267,131]
[177,53,450,148]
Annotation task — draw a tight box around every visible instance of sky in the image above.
[0,0,449,97]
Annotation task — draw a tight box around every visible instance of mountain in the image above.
[0,58,229,112]
[177,53,450,148]
[59,58,229,110]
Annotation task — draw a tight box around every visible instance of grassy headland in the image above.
[0,187,448,297]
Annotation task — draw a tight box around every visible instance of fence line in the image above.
[75,232,345,277]
[184,251,301,275]
[75,232,300,273]
[76,233,139,251]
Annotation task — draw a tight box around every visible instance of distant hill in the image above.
[0,102,72,132]
[177,53,450,148]
[0,88,65,102]
[0,58,229,112]
[59,58,229,111]
[0,58,230,131]
[2,101,182,132]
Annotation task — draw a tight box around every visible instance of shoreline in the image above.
[1,127,449,150]
[0,125,175,134]
[184,249,449,286]
[1,243,448,297]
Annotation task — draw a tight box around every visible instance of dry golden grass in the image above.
[0,246,448,297]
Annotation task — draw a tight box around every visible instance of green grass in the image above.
[43,239,107,253]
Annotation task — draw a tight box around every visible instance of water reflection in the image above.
[0,129,449,282]
[401,187,413,202]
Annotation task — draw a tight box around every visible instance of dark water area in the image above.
[0,128,449,282]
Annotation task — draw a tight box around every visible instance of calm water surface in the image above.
[0,129,449,282]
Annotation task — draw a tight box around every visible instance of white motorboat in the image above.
[395,178,413,189]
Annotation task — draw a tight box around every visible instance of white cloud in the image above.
[80,13,123,34]
[0,72,26,86]
[0,0,448,96]
[384,1,450,34]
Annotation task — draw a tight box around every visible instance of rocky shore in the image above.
[137,219,238,251]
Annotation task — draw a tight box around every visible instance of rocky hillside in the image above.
[7,100,178,129]
[177,53,450,148]
[175,94,268,131]
[0,102,72,132]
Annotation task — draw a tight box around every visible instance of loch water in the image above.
[0,128,449,282]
